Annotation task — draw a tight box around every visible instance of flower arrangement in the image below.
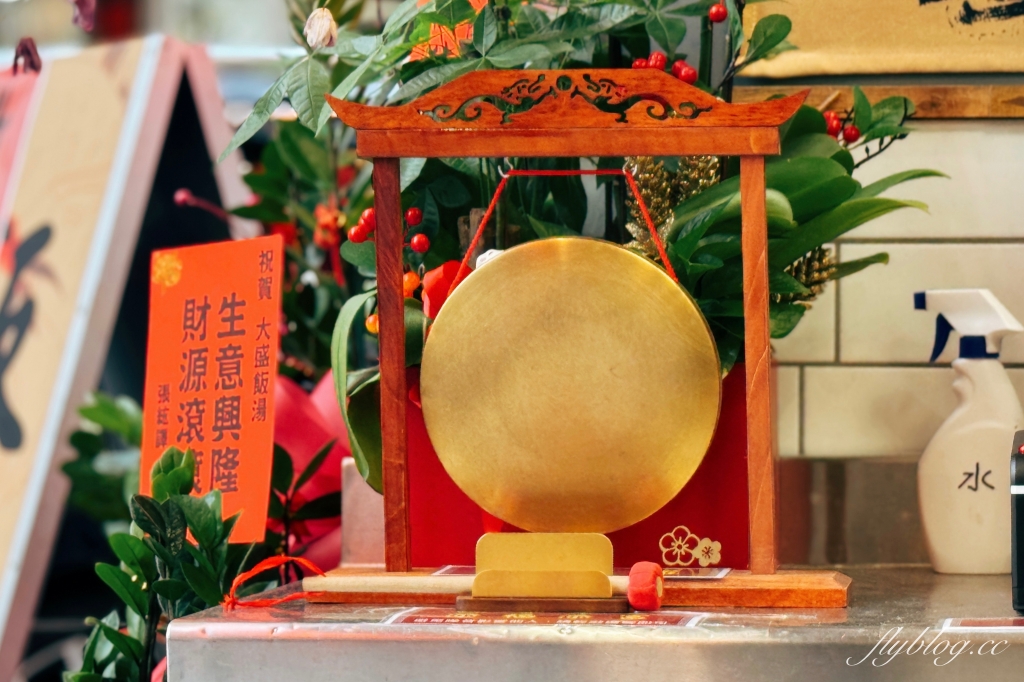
[213,0,941,489]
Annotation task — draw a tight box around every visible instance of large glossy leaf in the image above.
[488,42,573,68]
[220,68,289,162]
[853,169,947,199]
[861,124,911,144]
[830,252,889,279]
[674,202,732,261]
[781,133,845,162]
[770,198,927,269]
[174,493,219,550]
[317,51,378,131]
[331,290,382,491]
[95,563,148,616]
[780,105,826,144]
[870,96,915,128]
[528,215,579,238]
[405,299,429,366]
[129,495,165,540]
[347,378,384,492]
[769,270,810,296]
[109,533,157,584]
[90,620,143,662]
[770,303,806,338]
[277,122,332,187]
[429,175,471,207]
[150,446,194,502]
[153,578,190,602]
[400,157,427,191]
[787,175,859,223]
[288,56,332,130]
[181,562,224,608]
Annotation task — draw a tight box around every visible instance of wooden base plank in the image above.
[456,596,630,613]
[663,570,851,608]
[303,569,851,609]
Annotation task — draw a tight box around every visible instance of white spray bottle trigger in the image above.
[915,289,1024,361]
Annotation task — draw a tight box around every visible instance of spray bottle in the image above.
[915,289,1024,573]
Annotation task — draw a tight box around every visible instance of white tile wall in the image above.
[774,120,1024,459]
[848,120,1024,239]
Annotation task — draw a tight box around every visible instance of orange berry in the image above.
[403,271,421,297]
[365,313,379,335]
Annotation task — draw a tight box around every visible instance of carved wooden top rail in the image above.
[327,69,807,158]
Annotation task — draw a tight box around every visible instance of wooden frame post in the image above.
[372,157,412,571]
[740,155,777,575]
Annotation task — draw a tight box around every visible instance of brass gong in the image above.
[420,238,721,534]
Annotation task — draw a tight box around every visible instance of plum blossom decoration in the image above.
[659,525,722,567]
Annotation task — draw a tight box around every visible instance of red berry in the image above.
[708,3,727,22]
[678,65,698,84]
[670,60,684,78]
[826,117,842,137]
[823,110,839,121]
[842,125,861,143]
[405,207,423,227]
[647,51,667,70]
[410,233,430,254]
[632,58,648,69]
[360,207,376,232]
[347,224,368,243]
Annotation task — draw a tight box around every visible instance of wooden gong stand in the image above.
[324,70,850,608]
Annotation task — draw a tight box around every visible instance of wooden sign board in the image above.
[744,0,1024,77]
[140,236,283,543]
[0,36,256,679]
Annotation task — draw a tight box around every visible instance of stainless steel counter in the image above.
[167,566,1024,681]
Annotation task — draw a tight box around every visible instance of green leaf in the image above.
[852,86,872,132]
[870,96,915,127]
[317,52,378,131]
[527,215,579,238]
[770,270,810,296]
[162,498,187,556]
[293,440,336,493]
[346,380,384,492]
[853,169,946,199]
[173,494,219,550]
[830,252,889,280]
[762,38,797,60]
[292,492,342,520]
[391,58,482,104]
[95,563,148,616]
[220,68,289,163]
[150,446,195,502]
[152,578,190,602]
[428,175,470,208]
[385,0,433,36]
[230,201,289,224]
[63,673,103,682]
[487,42,573,68]
[108,533,157,584]
[473,3,498,55]
[332,290,383,491]
[674,202,730,262]
[769,303,806,338]
[242,172,288,204]
[742,14,791,65]
[129,495,165,539]
[78,393,142,446]
[89,621,143,662]
[645,10,687,58]
[780,132,845,162]
[180,562,225,608]
[787,175,859,223]
[400,158,427,191]
[268,491,285,520]
[770,198,927,269]
[405,300,429,367]
[780,105,827,144]
[277,121,332,187]
[340,240,376,271]
[288,56,332,130]
[860,124,912,144]
[272,445,294,495]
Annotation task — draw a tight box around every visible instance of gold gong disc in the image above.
[420,238,721,534]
